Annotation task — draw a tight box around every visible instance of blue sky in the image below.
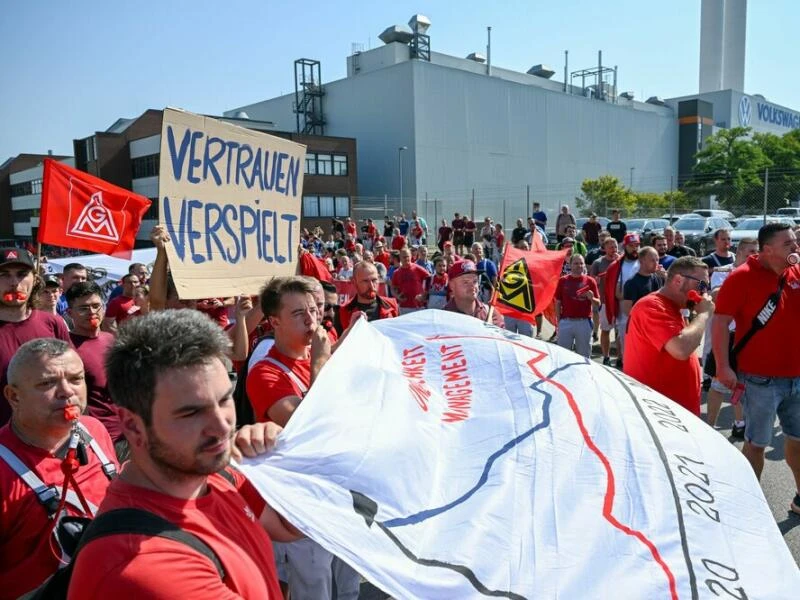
[1,0,797,161]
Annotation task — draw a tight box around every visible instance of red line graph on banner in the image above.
[427,334,679,600]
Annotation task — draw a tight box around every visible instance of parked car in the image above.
[776,207,800,218]
[673,215,733,254]
[624,218,670,245]
[698,216,797,252]
[691,209,736,221]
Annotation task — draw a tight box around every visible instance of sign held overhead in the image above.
[159,108,306,299]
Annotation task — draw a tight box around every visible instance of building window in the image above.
[317,154,333,176]
[302,195,350,217]
[303,196,320,217]
[304,153,317,175]
[30,179,42,194]
[85,137,96,162]
[332,155,348,176]
[335,196,350,216]
[10,182,32,197]
[132,154,159,179]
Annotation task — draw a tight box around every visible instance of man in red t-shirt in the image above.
[373,240,391,269]
[245,277,361,599]
[391,247,431,313]
[712,222,800,512]
[337,262,398,333]
[555,254,600,358]
[1,247,71,425]
[0,339,118,598]
[65,281,123,447]
[624,256,714,416]
[102,273,141,332]
[70,310,296,599]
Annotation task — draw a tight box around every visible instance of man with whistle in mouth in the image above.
[0,248,70,426]
[66,281,126,458]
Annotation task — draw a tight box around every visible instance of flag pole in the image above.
[35,242,43,276]
[485,241,508,323]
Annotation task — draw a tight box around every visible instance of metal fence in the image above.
[350,169,800,236]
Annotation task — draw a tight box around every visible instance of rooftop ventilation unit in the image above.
[233,111,250,119]
[379,25,413,45]
[408,14,431,35]
[619,91,635,100]
[466,52,486,63]
[527,64,555,78]
[646,96,665,105]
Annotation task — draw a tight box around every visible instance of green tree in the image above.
[752,131,800,211]
[685,127,771,211]
[576,175,636,216]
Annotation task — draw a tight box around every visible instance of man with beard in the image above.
[391,248,431,314]
[712,223,800,510]
[245,278,360,600]
[444,260,505,328]
[625,257,714,417]
[0,338,118,598]
[1,248,70,425]
[337,261,398,333]
[602,234,641,369]
[652,234,676,269]
[66,281,124,452]
[511,218,528,245]
[69,310,297,598]
[589,237,620,366]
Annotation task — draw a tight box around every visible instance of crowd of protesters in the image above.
[0,204,798,598]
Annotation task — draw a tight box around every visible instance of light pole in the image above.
[629,166,635,190]
[398,146,408,214]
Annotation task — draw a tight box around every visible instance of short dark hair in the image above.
[713,228,730,240]
[65,281,104,306]
[121,273,137,284]
[128,262,145,274]
[667,256,706,281]
[320,281,337,295]
[651,234,666,243]
[758,222,792,249]
[105,310,230,425]
[259,276,317,318]
[63,263,86,275]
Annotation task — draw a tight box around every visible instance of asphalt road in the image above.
[355,331,799,599]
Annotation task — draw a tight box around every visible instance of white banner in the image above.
[240,311,799,599]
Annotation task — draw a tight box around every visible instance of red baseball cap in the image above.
[447,259,483,280]
[623,233,640,246]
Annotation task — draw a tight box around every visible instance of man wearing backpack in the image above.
[68,309,299,598]
[0,338,118,599]
[712,222,800,514]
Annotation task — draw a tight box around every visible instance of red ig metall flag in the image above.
[38,159,151,258]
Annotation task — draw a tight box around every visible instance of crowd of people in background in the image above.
[0,204,798,598]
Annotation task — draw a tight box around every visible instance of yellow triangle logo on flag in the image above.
[497,257,535,313]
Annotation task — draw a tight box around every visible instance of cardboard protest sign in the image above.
[159,108,305,298]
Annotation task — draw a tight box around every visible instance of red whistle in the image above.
[577,285,591,295]
[64,406,81,421]
[687,290,702,304]
[15,292,27,301]
[88,317,100,327]
[2,293,13,303]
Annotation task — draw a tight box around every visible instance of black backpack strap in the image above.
[77,508,225,578]
[730,274,787,362]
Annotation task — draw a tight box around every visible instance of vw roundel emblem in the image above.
[738,95,752,127]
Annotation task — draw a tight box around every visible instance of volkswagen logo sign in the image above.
[738,96,752,127]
